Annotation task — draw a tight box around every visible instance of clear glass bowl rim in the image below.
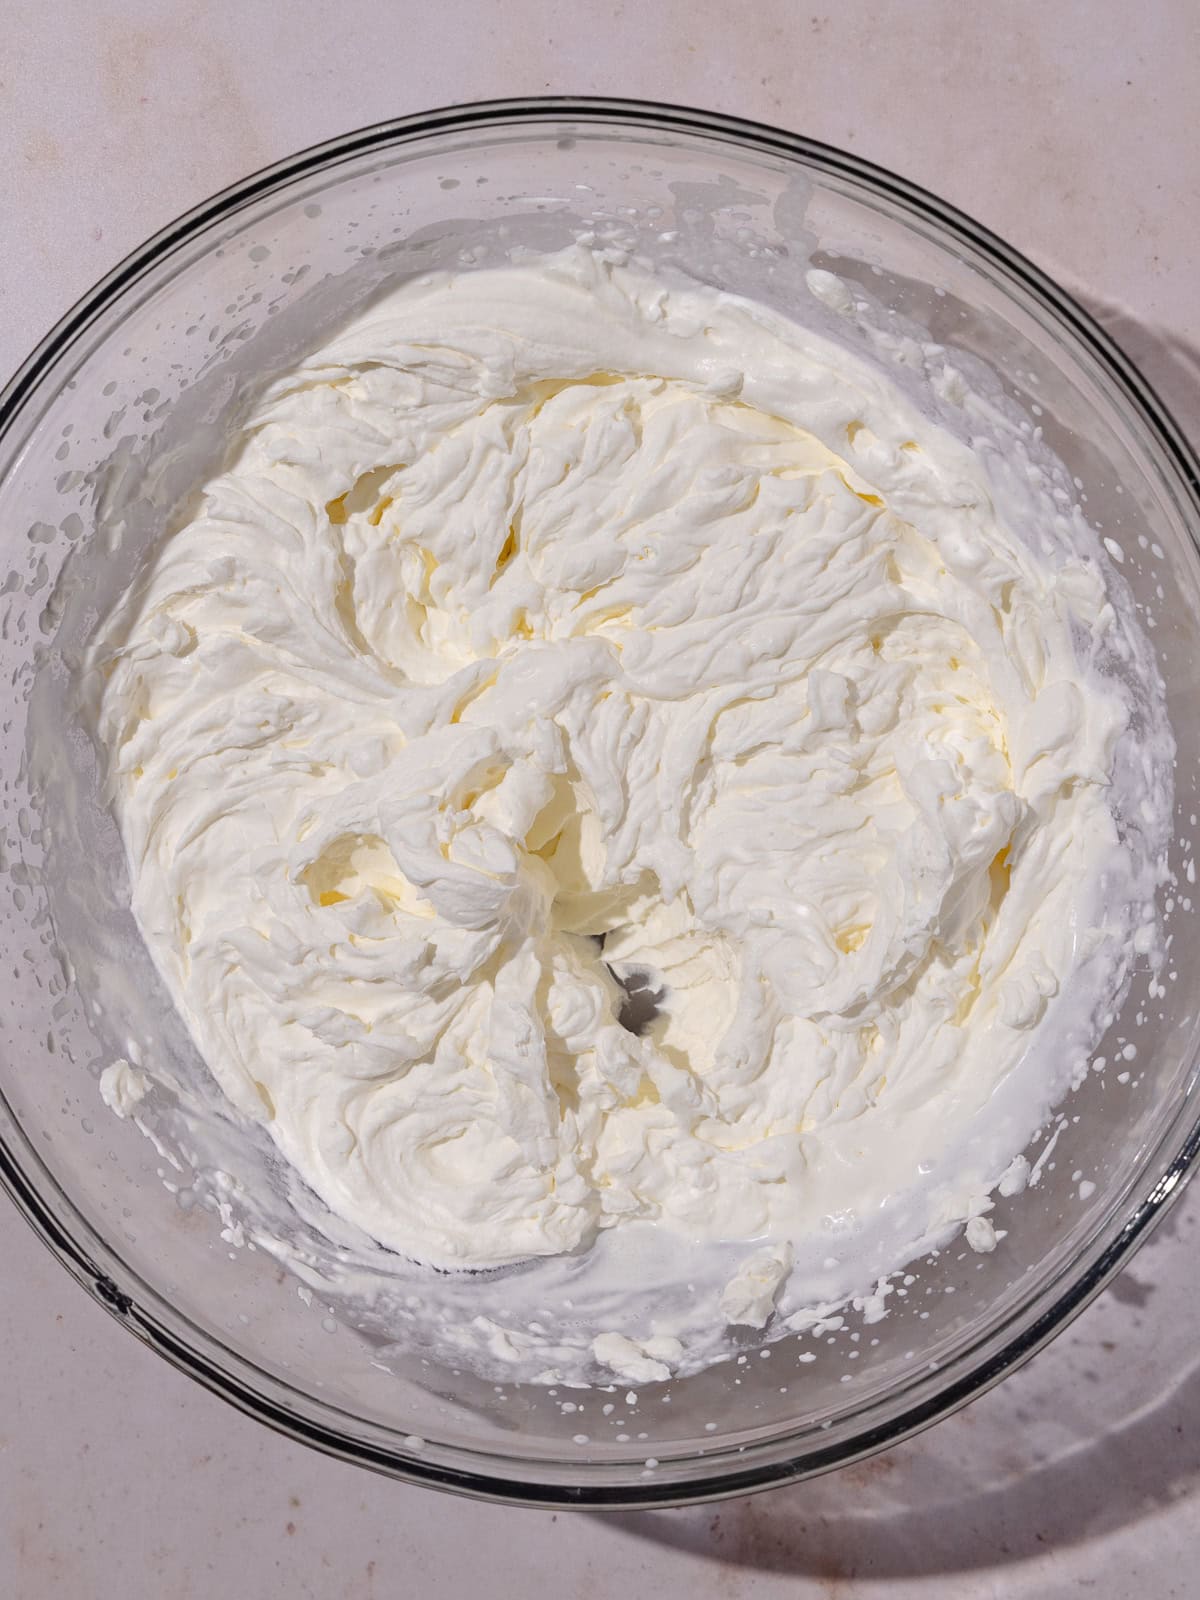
[2,95,1200,1510]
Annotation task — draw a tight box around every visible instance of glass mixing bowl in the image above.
[2,99,1199,1509]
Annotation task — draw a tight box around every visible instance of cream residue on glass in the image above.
[88,245,1156,1376]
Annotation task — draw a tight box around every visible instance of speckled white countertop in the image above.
[3,3,1200,1595]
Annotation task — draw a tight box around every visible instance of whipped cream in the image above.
[98,1056,148,1119]
[90,246,1150,1358]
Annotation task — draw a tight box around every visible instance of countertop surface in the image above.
[3,3,1199,1595]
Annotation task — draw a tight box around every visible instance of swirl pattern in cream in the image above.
[94,248,1130,1274]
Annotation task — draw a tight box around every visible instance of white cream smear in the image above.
[91,246,1158,1376]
